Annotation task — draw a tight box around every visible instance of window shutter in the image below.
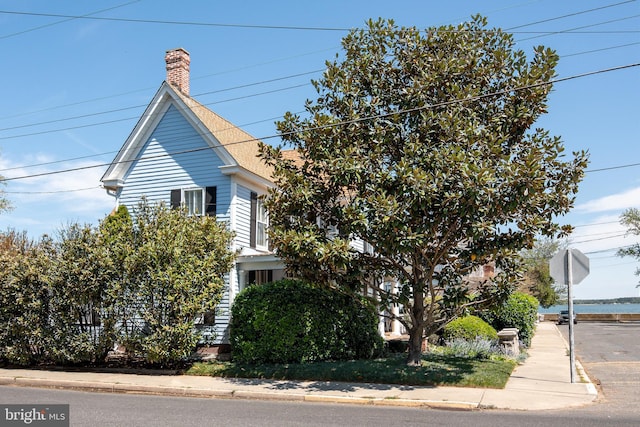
[250,191,257,248]
[170,189,181,209]
[205,186,216,216]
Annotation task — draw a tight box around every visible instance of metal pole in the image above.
[567,249,576,383]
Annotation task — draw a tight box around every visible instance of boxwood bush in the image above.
[479,292,539,346]
[230,279,384,364]
[442,315,498,342]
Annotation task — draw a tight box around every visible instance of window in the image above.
[248,269,273,285]
[250,191,268,249]
[256,198,268,247]
[76,303,101,327]
[171,187,216,217]
[184,189,203,216]
[195,310,215,326]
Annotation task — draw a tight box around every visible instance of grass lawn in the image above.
[185,353,517,389]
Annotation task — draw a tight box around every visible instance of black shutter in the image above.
[250,191,257,248]
[205,186,216,216]
[248,270,256,285]
[170,189,181,209]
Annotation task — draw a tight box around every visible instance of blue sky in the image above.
[0,0,638,299]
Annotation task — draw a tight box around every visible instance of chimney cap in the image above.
[166,47,190,55]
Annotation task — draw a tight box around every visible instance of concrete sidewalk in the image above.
[0,322,597,411]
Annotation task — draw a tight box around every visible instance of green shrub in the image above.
[230,279,384,364]
[442,337,499,360]
[479,292,539,346]
[442,315,498,342]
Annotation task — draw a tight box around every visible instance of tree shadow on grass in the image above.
[212,353,479,389]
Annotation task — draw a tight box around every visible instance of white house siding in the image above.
[115,103,234,345]
[234,184,253,250]
[118,104,232,224]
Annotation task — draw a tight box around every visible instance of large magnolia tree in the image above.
[260,16,588,365]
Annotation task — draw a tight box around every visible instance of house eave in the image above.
[220,165,274,189]
[102,179,125,191]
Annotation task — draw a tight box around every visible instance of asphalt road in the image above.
[1,322,639,425]
[558,321,640,414]
[1,386,639,427]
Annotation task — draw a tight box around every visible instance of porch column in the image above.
[377,286,386,337]
[391,281,402,336]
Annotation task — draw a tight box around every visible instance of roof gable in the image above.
[101,82,274,190]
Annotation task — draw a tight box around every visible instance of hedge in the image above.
[442,315,498,342]
[230,279,384,364]
[479,292,539,346]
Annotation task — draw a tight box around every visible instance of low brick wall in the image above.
[542,313,640,322]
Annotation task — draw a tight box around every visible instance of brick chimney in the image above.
[165,48,190,96]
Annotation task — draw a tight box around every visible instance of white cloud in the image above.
[576,187,640,213]
[0,157,114,237]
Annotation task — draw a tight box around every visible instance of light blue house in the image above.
[101,48,286,349]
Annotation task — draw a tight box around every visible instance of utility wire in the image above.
[4,33,637,137]
[0,82,311,140]
[584,244,636,255]
[0,10,353,31]
[0,70,321,134]
[506,0,637,30]
[0,1,140,40]
[563,41,640,58]
[570,233,627,244]
[1,1,635,128]
[2,3,638,34]
[587,162,640,173]
[3,186,101,194]
[0,112,304,173]
[573,220,621,228]
[1,62,638,183]
[517,14,640,42]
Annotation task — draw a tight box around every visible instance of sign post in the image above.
[550,248,589,383]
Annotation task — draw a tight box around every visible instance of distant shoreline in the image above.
[539,302,640,314]
[558,297,640,305]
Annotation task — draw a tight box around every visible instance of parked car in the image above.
[557,310,577,325]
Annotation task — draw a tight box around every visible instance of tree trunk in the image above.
[406,324,424,366]
[406,286,426,366]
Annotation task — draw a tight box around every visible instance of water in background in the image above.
[538,303,640,314]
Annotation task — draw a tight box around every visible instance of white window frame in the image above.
[183,188,204,216]
[256,198,268,248]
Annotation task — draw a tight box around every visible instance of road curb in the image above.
[553,323,598,395]
[0,375,480,410]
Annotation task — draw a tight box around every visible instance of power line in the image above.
[0,10,353,32]
[570,233,627,244]
[0,111,305,174]
[1,62,638,183]
[587,162,640,173]
[0,70,322,135]
[506,0,637,30]
[517,13,640,42]
[0,82,312,140]
[573,220,621,228]
[563,41,640,58]
[3,186,101,194]
[0,152,118,172]
[0,1,140,41]
[2,2,635,131]
[1,4,639,33]
[584,244,637,255]
[4,32,637,138]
